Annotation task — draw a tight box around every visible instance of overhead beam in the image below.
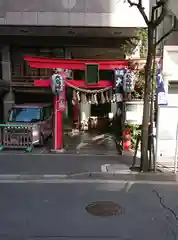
[1,36,130,48]
[24,56,129,70]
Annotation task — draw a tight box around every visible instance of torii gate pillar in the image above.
[51,70,66,152]
[53,95,64,152]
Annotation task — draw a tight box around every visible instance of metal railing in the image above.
[0,124,34,152]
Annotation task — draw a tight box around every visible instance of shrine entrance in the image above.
[24,56,130,153]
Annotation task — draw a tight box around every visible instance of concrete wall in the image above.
[162,45,178,106]
[162,16,178,46]
[160,14,178,107]
[0,0,150,27]
[168,0,178,18]
[163,46,178,81]
[156,0,178,107]
[168,84,178,106]
[156,14,178,56]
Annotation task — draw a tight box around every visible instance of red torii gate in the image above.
[24,56,129,152]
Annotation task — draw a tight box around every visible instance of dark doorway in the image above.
[14,92,53,104]
[91,103,111,117]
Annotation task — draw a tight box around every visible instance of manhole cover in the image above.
[85,201,122,216]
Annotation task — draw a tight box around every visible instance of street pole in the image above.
[149,6,158,171]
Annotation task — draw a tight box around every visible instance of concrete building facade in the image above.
[0,0,151,121]
[160,1,178,106]
[0,0,149,28]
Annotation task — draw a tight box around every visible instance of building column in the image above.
[1,45,14,121]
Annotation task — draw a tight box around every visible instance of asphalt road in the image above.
[0,152,177,239]
[0,178,178,239]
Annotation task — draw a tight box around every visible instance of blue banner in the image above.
[156,59,168,105]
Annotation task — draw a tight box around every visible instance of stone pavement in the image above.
[61,131,119,155]
[0,129,150,175]
[0,130,173,174]
[0,131,138,175]
[0,153,136,175]
[4,132,119,156]
[36,131,115,152]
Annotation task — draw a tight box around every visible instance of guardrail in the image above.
[0,124,34,152]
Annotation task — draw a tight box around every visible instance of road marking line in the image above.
[101,164,110,172]
[0,179,176,184]
[0,153,120,157]
[76,141,89,153]
[124,182,133,192]
[0,174,67,179]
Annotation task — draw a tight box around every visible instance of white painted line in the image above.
[101,164,110,172]
[0,179,176,185]
[0,174,67,179]
[92,134,105,141]
[43,174,67,178]
[124,181,133,192]
[111,170,132,174]
[67,172,89,177]
[76,141,89,151]
[0,153,120,157]
[0,174,22,179]
[0,172,167,180]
